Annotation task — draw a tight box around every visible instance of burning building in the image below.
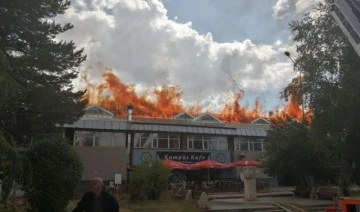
[59,71,308,190]
[61,104,273,190]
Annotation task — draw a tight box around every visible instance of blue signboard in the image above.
[157,151,210,163]
[133,149,231,165]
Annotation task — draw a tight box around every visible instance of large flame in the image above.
[84,71,184,118]
[218,91,265,123]
[270,96,312,125]
[83,70,308,123]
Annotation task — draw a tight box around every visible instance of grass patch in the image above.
[118,192,201,212]
[2,191,201,212]
[0,204,27,212]
[0,201,76,212]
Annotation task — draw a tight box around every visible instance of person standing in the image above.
[73,178,119,212]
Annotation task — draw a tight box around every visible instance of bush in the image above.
[129,165,148,201]
[129,161,171,201]
[22,136,83,212]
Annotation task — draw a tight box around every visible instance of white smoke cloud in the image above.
[273,0,322,20]
[57,0,302,111]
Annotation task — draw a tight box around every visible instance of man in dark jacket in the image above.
[73,178,119,212]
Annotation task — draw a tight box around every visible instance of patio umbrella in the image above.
[229,159,261,167]
[161,159,190,170]
[191,159,231,182]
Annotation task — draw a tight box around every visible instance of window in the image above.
[74,131,94,146]
[169,135,180,149]
[209,136,228,150]
[234,137,249,151]
[158,134,169,149]
[194,139,203,149]
[252,139,263,151]
[113,133,126,147]
[187,135,210,150]
[134,133,154,148]
[94,132,112,147]
[188,135,203,150]
[134,133,180,149]
[73,131,126,147]
[234,137,264,151]
[333,4,360,44]
[345,0,360,22]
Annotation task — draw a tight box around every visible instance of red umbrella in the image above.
[229,159,261,167]
[191,160,231,182]
[191,159,231,169]
[161,159,190,170]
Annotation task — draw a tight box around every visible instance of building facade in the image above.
[330,0,360,56]
[61,105,271,184]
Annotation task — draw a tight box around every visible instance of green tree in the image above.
[0,51,22,110]
[0,0,87,145]
[264,121,321,186]
[283,2,360,192]
[22,136,83,212]
[0,132,23,208]
[129,161,171,201]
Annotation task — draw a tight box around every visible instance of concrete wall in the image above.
[74,146,128,181]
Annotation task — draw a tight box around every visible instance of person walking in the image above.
[73,178,119,212]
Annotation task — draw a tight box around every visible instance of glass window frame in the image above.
[73,131,126,148]
[187,135,211,150]
[209,136,228,150]
[234,137,264,151]
[134,133,180,149]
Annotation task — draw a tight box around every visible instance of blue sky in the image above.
[163,0,282,44]
[57,0,319,112]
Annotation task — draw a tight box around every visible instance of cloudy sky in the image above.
[57,0,319,112]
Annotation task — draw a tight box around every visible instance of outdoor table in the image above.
[174,183,183,188]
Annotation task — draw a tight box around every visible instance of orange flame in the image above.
[85,71,184,118]
[83,70,309,123]
[217,91,266,123]
[270,96,312,125]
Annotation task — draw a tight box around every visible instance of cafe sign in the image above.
[157,151,210,163]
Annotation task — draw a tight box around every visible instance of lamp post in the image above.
[284,51,306,123]
[126,104,134,190]
[126,104,133,154]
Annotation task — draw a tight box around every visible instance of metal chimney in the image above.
[126,104,133,121]
[268,110,273,117]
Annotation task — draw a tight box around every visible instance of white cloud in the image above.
[57,0,298,111]
[273,0,295,20]
[273,0,322,19]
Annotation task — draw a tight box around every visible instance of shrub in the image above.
[129,160,171,201]
[22,136,83,212]
[129,165,148,201]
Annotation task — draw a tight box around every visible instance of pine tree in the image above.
[0,0,87,144]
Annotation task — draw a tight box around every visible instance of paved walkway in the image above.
[208,191,294,200]
[207,188,337,211]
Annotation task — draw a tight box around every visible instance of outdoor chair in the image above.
[169,183,178,191]
[202,182,211,189]
[181,181,187,190]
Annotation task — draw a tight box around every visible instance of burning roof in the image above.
[83,71,309,125]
